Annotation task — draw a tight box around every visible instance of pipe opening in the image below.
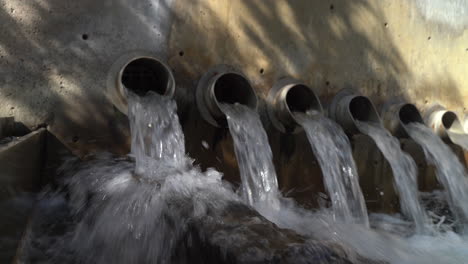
[213,73,256,108]
[399,104,423,125]
[286,85,321,114]
[121,58,171,96]
[442,111,457,129]
[349,96,378,122]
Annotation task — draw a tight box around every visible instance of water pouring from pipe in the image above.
[196,65,258,127]
[107,53,175,115]
[381,102,425,138]
[267,78,323,133]
[196,66,280,206]
[267,80,368,225]
[329,89,430,234]
[423,105,468,150]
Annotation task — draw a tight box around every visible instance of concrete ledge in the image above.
[0,128,46,199]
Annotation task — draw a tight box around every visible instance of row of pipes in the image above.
[108,54,467,147]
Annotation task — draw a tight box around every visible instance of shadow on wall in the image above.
[168,0,464,206]
[0,0,465,206]
[0,0,175,157]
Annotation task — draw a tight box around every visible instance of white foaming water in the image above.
[254,195,468,264]
[220,103,280,207]
[296,113,369,227]
[10,92,468,263]
[13,92,245,263]
[406,122,468,226]
[64,156,240,264]
[356,121,430,234]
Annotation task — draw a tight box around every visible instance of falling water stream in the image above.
[11,92,267,263]
[447,131,468,151]
[356,121,430,234]
[3,92,468,263]
[406,122,468,227]
[296,113,369,226]
[220,103,280,207]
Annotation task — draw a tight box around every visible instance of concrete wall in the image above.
[1,0,467,205]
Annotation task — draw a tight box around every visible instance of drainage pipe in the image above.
[381,102,424,138]
[196,65,258,127]
[328,89,381,135]
[423,105,466,144]
[267,78,323,133]
[107,52,175,114]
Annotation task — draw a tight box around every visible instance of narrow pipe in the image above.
[381,102,424,138]
[423,104,466,143]
[328,88,381,134]
[267,78,323,133]
[196,65,258,127]
[107,52,175,114]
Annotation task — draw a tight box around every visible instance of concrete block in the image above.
[0,128,46,200]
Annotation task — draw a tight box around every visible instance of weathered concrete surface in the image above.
[0,128,46,199]
[1,0,467,211]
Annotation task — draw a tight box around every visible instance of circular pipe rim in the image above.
[348,96,380,123]
[196,65,258,127]
[381,99,424,138]
[267,78,323,133]
[424,105,465,140]
[381,102,424,137]
[399,104,424,125]
[329,88,381,134]
[118,57,175,98]
[107,52,175,115]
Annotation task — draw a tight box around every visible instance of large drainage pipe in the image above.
[423,104,466,143]
[267,78,323,133]
[196,65,258,127]
[107,52,175,114]
[328,88,381,135]
[381,102,424,138]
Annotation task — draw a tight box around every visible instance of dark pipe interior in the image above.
[349,96,378,122]
[442,111,457,129]
[214,73,256,107]
[286,85,320,113]
[121,58,170,96]
[399,104,423,125]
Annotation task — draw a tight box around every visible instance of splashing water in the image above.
[356,121,430,234]
[14,92,246,263]
[13,92,377,264]
[406,122,468,227]
[220,103,280,207]
[7,92,468,263]
[296,113,369,226]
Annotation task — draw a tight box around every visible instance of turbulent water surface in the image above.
[2,93,468,263]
